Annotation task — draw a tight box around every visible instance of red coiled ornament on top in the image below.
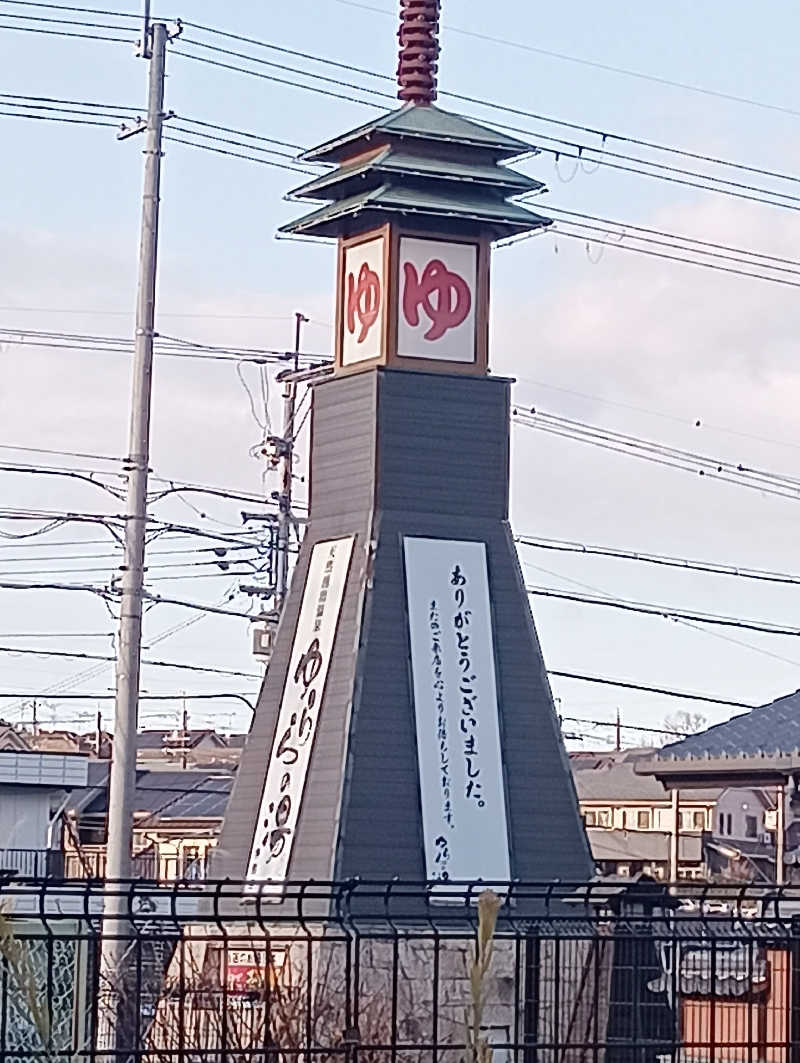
[397,0,440,104]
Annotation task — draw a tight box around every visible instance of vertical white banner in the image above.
[246,535,355,893]
[403,537,510,887]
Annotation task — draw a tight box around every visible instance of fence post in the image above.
[523,933,540,1063]
[790,915,800,1063]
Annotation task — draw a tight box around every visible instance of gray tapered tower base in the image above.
[217,368,591,894]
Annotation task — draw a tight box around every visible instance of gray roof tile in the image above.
[659,689,800,760]
[573,760,720,802]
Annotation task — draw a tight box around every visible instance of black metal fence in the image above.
[1,878,800,1063]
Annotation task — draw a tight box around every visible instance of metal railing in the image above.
[61,847,208,882]
[0,847,64,878]
[1,878,799,1063]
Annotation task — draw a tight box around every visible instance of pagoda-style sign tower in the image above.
[218,0,591,893]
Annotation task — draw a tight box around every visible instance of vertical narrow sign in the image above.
[403,537,510,886]
[246,535,355,894]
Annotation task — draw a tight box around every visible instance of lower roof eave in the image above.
[636,751,800,789]
[279,205,550,243]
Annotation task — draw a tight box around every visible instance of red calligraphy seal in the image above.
[402,259,471,341]
[346,262,381,343]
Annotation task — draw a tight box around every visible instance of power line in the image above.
[548,670,756,709]
[528,584,800,639]
[0,691,255,706]
[0,1,141,20]
[172,33,800,216]
[6,93,800,289]
[526,215,800,287]
[0,441,121,463]
[177,115,302,152]
[511,376,800,454]
[0,541,255,563]
[9,12,800,212]
[560,715,686,738]
[512,409,800,502]
[330,0,800,121]
[0,305,330,324]
[0,91,143,112]
[171,46,385,110]
[164,132,317,175]
[184,16,800,177]
[0,631,110,638]
[544,224,800,291]
[0,106,116,128]
[168,121,303,161]
[0,556,261,576]
[515,534,800,588]
[0,455,284,512]
[0,643,260,678]
[0,10,138,31]
[542,205,800,271]
[0,20,134,42]
[0,326,331,366]
[0,577,254,618]
[6,0,797,127]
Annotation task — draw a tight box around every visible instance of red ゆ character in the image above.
[402,258,471,341]
[346,262,381,343]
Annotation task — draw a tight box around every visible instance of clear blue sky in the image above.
[2,0,800,746]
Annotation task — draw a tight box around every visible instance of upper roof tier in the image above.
[300,103,535,164]
[281,103,551,243]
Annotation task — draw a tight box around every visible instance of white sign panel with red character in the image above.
[246,535,355,896]
[398,237,477,363]
[341,235,385,365]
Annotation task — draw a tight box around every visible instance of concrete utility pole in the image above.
[100,19,168,1048]
[273,312,307,615]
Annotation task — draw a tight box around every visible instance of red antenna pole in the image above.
[397,0,440,105]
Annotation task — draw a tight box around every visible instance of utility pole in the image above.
[99,19,168,1052]
[615,708,621,752]
[273,312,307,615]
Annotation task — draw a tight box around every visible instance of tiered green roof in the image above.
[280,103,551,242]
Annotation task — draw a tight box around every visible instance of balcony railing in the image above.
[0,848,64,878]
[0,846,212,881]
[63,847,210,882]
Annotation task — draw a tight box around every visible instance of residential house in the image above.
[63,766,233,880]
[571,748,718,879]
[137,729,243,770]
[0,749,89,877]
[569,748,722,880]
[0,720,32,752]
[637,689,800,882]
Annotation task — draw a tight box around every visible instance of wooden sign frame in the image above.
[334,223,490,377]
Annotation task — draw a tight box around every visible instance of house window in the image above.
[636,810,651,830]
[584,809,611,828]
[745,815,758,839]
[683,810,705,831]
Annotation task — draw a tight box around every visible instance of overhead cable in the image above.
[512,409,800,501]
[0,643,260,678]
[528,585,800,639]
[515,534,800,588]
